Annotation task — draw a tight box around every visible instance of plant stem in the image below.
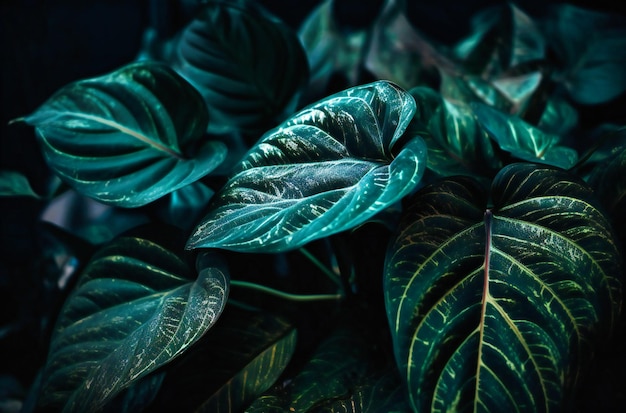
[298,247,342,288]
[230,280,342,303]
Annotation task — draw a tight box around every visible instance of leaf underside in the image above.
[187,80,427,253]
[38,227,229,413]
[385,163,622,412]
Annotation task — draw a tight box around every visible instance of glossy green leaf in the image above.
[37,227,229,413]
[472,103,578,169]
[384,163,622,412]
[408,87,500,178]
[246,314,408,412]
[0,170,42,199]
[171,0,309,133]
[150,307,296,412]
[187,81,427,253]
[21,61,226,207]
[542,4,626,104]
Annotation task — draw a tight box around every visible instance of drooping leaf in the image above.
[20,61,226,207]
[472,103,578,169]
[0,170,42,199]
[246,311,409,412]
[542,4,626,104]
[171,0,309,133]
[187,81,427,253]
[37,226,229,413]
[149,306,297,412]
[407,87,500,178]
[384,163,622,412]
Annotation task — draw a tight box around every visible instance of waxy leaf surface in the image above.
[37,228,229,413]
[385,163,622,412]
[188,81,427,253]
[22,62,226,207]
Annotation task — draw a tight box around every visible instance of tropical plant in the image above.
[1,0,625,412]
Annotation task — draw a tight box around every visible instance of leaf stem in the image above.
[230,280,343,303]
[298,247,343,288]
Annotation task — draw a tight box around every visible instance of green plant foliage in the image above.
[384,163,622,412]
[187,80,427,253]
[153,181,214,231]
[37,227,229,413]
[19,61,226,207]
[150,307,296,412]
[472,103,578,169]
[170,0,309,133]
[542,4,626,105]
[0,170,42,199]
[537,98,578,136]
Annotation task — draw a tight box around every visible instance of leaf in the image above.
[21,61,226,207]
[0,170,42,199]
[187,81,427,253]
[407,87,500,178]
[384,163,623,412]
[150,306,297,412]
[171,0,309,133]
[153,181,215,231]
[537,97,578,136]
[542,4,626,104]
[472,103,578,169]
[246,311,409,412]
[37,226,229,413]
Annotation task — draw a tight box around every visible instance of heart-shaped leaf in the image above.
[20,61,226,207]
[37,227,229,413]
[384,163,622,412]
[187,81,427,253]
[171,0,309,133]
[541,4,626,105]
[150,306,296,412]
[472,103,578,169]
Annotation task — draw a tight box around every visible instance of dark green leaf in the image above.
[542,4,626,104]
[408,87,500,178]
[150,306,296,412]
[154,181,214,231]
[172,0,309,133]
[472,103,578,169]
[187,81,427,253]
[0,170,41,199]
[37,227,229,413]
[384,163,622,412]
[21,61,226,207]
[537,98,578,136]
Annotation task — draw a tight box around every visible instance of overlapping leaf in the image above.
[384,163,622,412]
[187,81,427,253]
[171,0,309,133]
[20,62,226,207]
[37,227,229,413]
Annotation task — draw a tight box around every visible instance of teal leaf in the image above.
[153,181,214,231]
[187,81,427,253]
[472,103,578,169]
[384,163,622,412]
[21,61,226,207]
[542,4,626,104]
[0,170,42,199]
[37,227,229,413]
[172,0,309,133]
[537,97,578,136]
[150,307,296,412]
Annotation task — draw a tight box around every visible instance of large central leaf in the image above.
[187,81,427,253]
[384,163,622,412]
[20,62,226,207]
[37,226,229,413]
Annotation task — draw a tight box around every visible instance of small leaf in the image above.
[171,0,309,133]
[187,81,427,253]
[542,4,626,104]
[537,97,578,136]
[0,170,42,199]
[37,226,229,413]
[385,163,622,412]
[21,61,226,207]
[472,103,578,169]
[153,181,215,231]
[150,307,297,412]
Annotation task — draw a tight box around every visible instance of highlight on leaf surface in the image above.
[186,80,427,253]
[20,61,226,207]
[36,226,229,413]
[384,163,623,412]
